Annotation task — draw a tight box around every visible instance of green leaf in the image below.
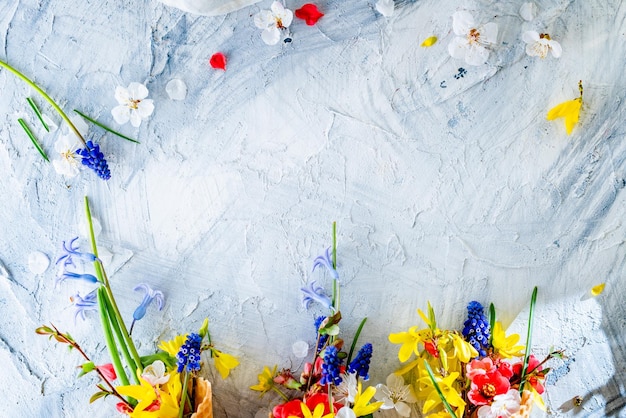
[519,286,538,393]
[35,325,54,335]
[488,303,496,347]
[74,109,139,144]
[346,317,367,365]
[89,391,109,403]
[78,361,96,377]
[27,97,49,132]
[198,318,209,339]
[18,118,49,162]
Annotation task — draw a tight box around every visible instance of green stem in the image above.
[424,361,457,418]
[0,59,86,145]
[179,372,190,418]
[27,97,49,132]
[331,222,339,313]
[488,303,496,347]
[97,287,130,388]
[74,109,139,144]
[519,286,538,393]
[103,293,140,384]
[346,317,367,365]
[271,385,289,402]
[17,118,49,161]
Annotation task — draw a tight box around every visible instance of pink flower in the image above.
[512,355,545,394]
[97,363,117,381]
[295,4,324,26]
[466,357,496,380]
[116,402,133,415]
[468,370,511,406]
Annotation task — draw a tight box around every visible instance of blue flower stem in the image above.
[346,317,367,365]
[0,59,86,146]
[84,196,143,372]
[519,286,538,393]
[102,293,140,385]
[178,371,190,418]
[423,361,456,418]
[97,287,130,388]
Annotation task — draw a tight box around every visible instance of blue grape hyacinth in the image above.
[320,346,343,386]
[348,343,373,380]
[77,141,111,180]
[462,301,490,358]
[177,333,202,373]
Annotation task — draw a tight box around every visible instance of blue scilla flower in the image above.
[56,237,98,268]
[348,343,373,380]
[314,316,329,354]
[177,333,203,373]
[320,346,343,386]
[77,141,111,180]
[462,301,490,358]
[56,268,99,286]
[313,247,339,280]
[129,283,164,334]
[70,289,98,322]
[301,280,332,311]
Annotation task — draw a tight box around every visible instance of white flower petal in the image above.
[336,407,356,418]
[254,10,275,29]
[127,82,149,100]
[519,2,536,21]
[448,37,469,60]
[261,27,280,45]
[465,44,489,65]
[279,8,293,27]
[137,99,155,118]
[130,111,142,128]
[550,40,562,57]
[111,105,131,125]
[522,30,539,44]
[375,0,394,17]
[480,22,498,45]
[270,0,285,15]
[114,86,129,104]
[395,401,412,417]
[452,11,474,35]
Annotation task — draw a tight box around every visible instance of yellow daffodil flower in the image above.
[158,334,188,358]
[418,369,465,417]
[292,402,334,418]
[352,382,384,416]
[117,373,158,415]
[491,322,525,358]
[211,347,240,379]
[451,334,478,363]
[250,365,278,394]
[389,326,432,362]
[546,81,583,135]
[117,370,182,418]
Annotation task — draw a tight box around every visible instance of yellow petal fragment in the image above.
[546,81,584,135]
[591,283,605,296]
[421,36,438,47]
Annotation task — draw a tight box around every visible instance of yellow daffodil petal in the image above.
[158,334,188,358]
[547,97,582,135]
[451,334,478,363]
[491,322,525,358]
[421,36,438,47]
[352,382,384,416]
[212,348,239,379]
[250,365,277,393]
[591,283,605,296]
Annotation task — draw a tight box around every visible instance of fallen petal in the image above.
[210,52,227,70]
[295,4,324,25]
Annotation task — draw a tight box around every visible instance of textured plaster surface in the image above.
[0,0,625,417]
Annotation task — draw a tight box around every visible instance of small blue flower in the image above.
[314,316,329,354]
[348,343,373,380]
[70,289,98,321]
[177,333,203,373]
[56,237,98,268]
[129,283,164,334]
[320,346,343,386]
[312,247,339,280]
[56,269,99,286]
[77,141,111,180]
[462,301,490,358]
[301,280,332,310]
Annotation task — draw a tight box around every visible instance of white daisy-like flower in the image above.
[333,372,358,406]
[52,134,81,178]
[141,360,170,386]
[522,30,562,58]
[374,373,417,417]
[448,11,498,66]
[375,0,394,17]
[111,82,154,128]
[253,1,293,45]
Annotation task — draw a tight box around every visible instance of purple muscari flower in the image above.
[320,346,343,386]
[312,247,339,280]
[177,333,202,373]
[301,280,332,310]
[129,283,164,334]
[462,301,490,358]
[348,343,373,380]
[56,269,99,286]
[77,141,111,180]
[56,237,98,268]
[70,289,98,322]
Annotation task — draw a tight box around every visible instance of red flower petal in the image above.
[210,52,227,71]
[295,4,324,26]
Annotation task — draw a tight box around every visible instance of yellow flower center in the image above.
[539,33,551,40]
[468,28,481,44]
[481,383,497,397]
[126,98,141,110]
[275,17,285,29]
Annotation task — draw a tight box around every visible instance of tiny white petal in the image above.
[279,8,293,28]
[114,86,129,104]
[270,0,285,15]
[111,105,131,125]
[375,0,394,17]
[28,251,50,274]
[261,27,281,45]
[166,78,187,100]
[522,30,540,44]
[130,110,142,128]
[448,36,469,60]
[480,22,498,45]
[127,82,149,100]
[254,10,275,29]
[292,340,309,358]
[452,10,474,35]
[519,2,536,21]
[550,40,562,57]
[137,99,155,118]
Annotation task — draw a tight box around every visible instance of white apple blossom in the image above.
[374,373,417,417]
[448,11,498,66]
[522,30,562,58]
[253,1,293,45]
[141,360,170,386]
[111,82,154,128]
[52,134,81,178]
[333,372,358,406]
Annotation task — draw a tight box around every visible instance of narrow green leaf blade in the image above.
[74,109,139,144]
[27,97,49,132]
[18,118,49,161]
[519,286,538,393]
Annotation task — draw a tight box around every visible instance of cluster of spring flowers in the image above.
[388,288,563,418]
[251,226,385,418]
[37,197,238,417]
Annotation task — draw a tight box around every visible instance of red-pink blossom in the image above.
[467,370,511,406]
[97,363,117,381]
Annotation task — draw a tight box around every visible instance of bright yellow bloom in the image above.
[491,322,525,358]
[250,365,277,394]
[158,334,188,358]
[546,81,583,135]
[389,326,422,363]
[211,348,240,379]
[352,382,384,416]
[290,402,334,418]
[451,334,478,363]
[418,368,465,418]
[117,372,158,414]
[117,370,182,418]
